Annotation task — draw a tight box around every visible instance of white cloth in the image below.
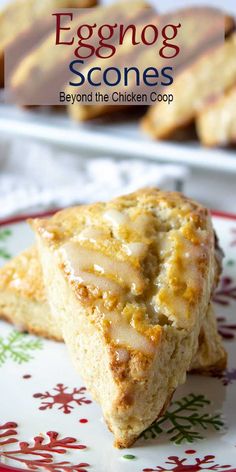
[0,138,188,217]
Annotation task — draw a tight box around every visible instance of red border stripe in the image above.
[211,210,236,221]
[0,209,236,228]
[0,209,60,227]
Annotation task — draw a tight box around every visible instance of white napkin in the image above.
[0,138,188,218]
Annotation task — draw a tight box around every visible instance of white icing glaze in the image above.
[103,309,154,355]
[94,304,155,355]
[180,237,203,288]
[103,209,152,236]
[153,230,205,324]
[115,348,130,363]
[77,227,105,243]
[103,209,129,227]
[58,209,157,354]
[60,244,123,295]
[61,242,145,295]
[123,242,147,258]
[40,228,55,240]
[76,270,123,295]
[110,320,155,355]
[131,214,152,234]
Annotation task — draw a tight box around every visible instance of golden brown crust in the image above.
[190,303,227,375]
[142,33,236,140]
[0,188,226,447]
[68,7,235,122]
[32,187,222,447]
[0,246,46,302]
[0,246,62,341]
[114,389,176,448]
[0,0,97,51]
[196,85,236,147]
[190,353,227,375]
[0,246,225,370]
[0,310,61,341]
[9,0,148,103]
[32,188,216,341]
[0,0,97,89]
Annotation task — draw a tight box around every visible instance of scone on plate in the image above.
[190,303,226,374]
[196,85,236,147]
[0,246,226,372]
[142,32,236,140]
[31,188,222,447]
[0,246,62,341]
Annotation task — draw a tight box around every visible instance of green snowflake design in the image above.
[0,228,12,260]
[0,330,43,367]
[141,393,224,445]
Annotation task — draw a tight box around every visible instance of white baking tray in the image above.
[0,104,236,173]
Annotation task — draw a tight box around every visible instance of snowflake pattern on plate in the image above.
[0,422,89,472]
[230,228,236,247]
[0,228,12,261]
[141,394,223,444]
[217,316,236,340]
[213,277,236,306]
[0,211,236,471]
[33,383,92,414]
[214,368,236,386]
[143,450,233,471]
[0,330,42,366]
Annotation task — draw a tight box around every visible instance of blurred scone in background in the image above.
[0,0,235,218]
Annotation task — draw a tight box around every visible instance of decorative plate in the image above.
[0,211,236,472]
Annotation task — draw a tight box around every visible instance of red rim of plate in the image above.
[0,208,236,228]
[0,207,236,472]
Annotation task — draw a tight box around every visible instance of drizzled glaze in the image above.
[61,242,145,295]
[59,209,155,354]
[36,189,214,356]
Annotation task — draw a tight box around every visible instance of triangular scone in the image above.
[31,188,223,447]
[0,248,226,374]
[0,247,62,341]
[196,85,236,147]
[191,303,226,374]
[68,7,235,122]
[0,0,97,87]
[142,33,236,140]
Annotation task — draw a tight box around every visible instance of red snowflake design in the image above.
[0,423,89,471]
[213,277,236,306]
[214,368,236,386]
[143,450,233,471]
[0,422,18,447]
[230,228,236,247]
[217,316,236,340]
[33,383,92,414]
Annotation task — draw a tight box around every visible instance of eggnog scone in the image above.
[142,33,236,140]
[0,247,62,341]
[68,6,235,122]
[31,188,222,447]
[0,246,226,371]
[196,85,236,147]
[9,0,149,104]
[0,0,97,88]
[190,303,226,374]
